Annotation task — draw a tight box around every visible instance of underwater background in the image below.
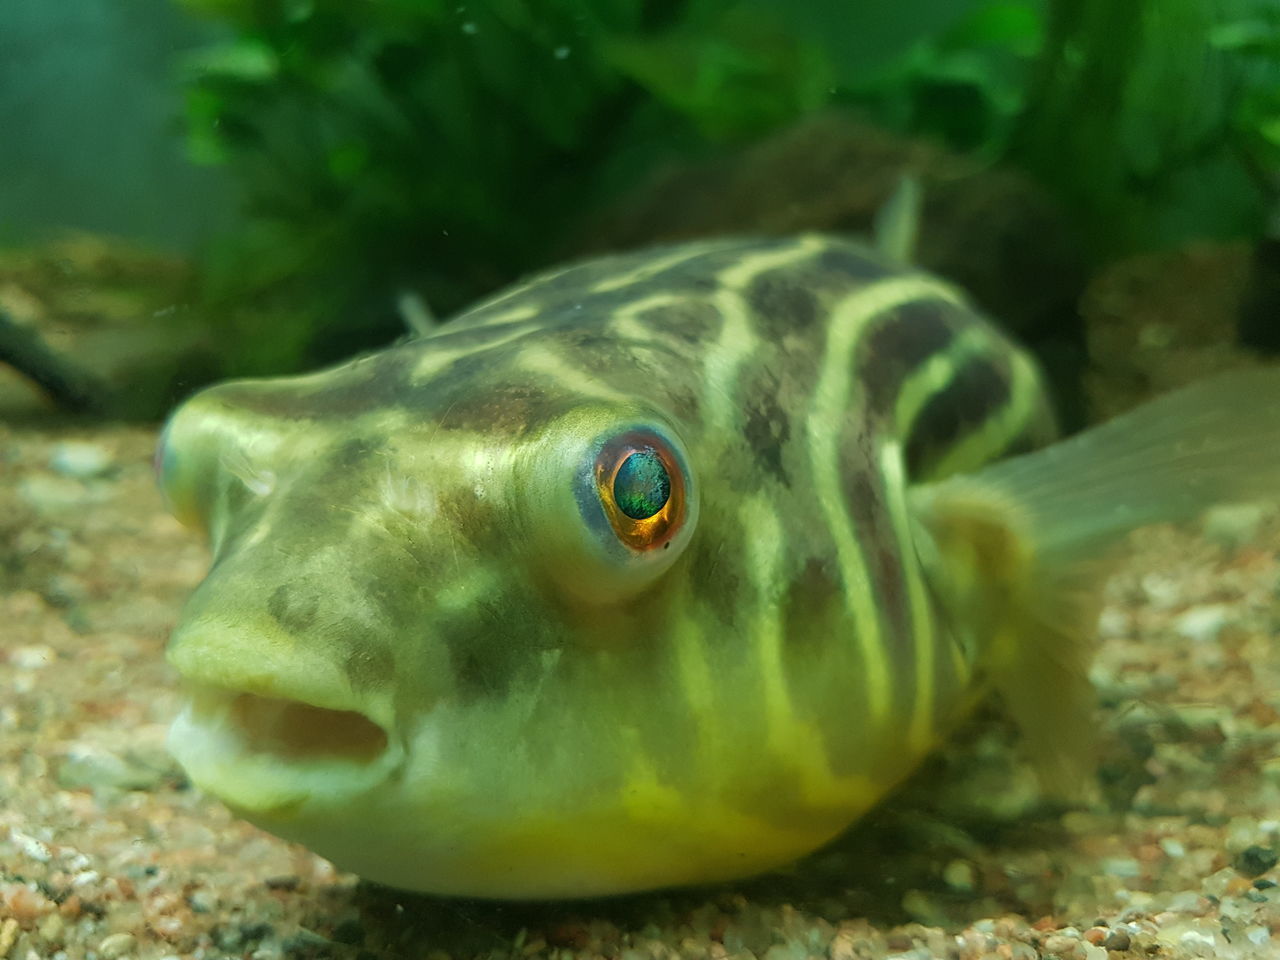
[2,1,1280,958]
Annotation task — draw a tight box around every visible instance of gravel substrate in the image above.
[2,423,1278,960]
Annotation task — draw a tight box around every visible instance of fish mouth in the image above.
[169,683,401,819]
[206,688,387,762]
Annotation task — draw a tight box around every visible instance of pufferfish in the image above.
[158,233,1280,899]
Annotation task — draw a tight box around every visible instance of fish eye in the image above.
[526,415,697,601]
[593,431,686,552]
[614,450,670,519]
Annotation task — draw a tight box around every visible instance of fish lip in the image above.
[167,681,404,817]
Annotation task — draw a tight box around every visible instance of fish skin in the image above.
[158,233,1278,898]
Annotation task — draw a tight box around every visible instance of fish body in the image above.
[158,235,1279,898]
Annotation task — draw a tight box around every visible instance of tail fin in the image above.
[911,367,1280,796]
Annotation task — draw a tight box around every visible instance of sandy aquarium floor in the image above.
[1,421,1279,960]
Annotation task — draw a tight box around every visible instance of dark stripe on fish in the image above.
[816,246,901,283]
[747,255,898,343]
[858,299,958,413]
[781,554,867,776]
[904,355,1011,477]
[747,273,821,339]
[633,300,726,347]
[839,426,915,718]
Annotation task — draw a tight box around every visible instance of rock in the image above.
[18,474,112,514]
[48,442,114,479]
[1102,929,1131,951]
[7,645,55,670]
[1235,845,1279,878]
[187,888,217,913]
[1040,934,1088,960]
[942,859,975,893]
[56,743,170,791]
[97,932,137,959]
[1173,605,1229,644]
[1100,857,1141,879]
[1202,502,1271,547]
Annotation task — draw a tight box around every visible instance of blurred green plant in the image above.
[177,0,658,373]
[174,0,1017,372]
[176,0,1280,374]
[1008,0,1280,254]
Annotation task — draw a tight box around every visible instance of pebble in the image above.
[942,859,975,892]
[1173,605,1228,643]
[1202,867,1240,898]
[43,574,87,609]
[1245,925,1271,946]
[18,475,111,513]
[1139,573,1181,609]
[1202,502,1270,546]
[148,915,185,940]
[1100,857,1141,878]
[1102,929,1131,951]
[1177,929,1217,957]
[187,888,217,913]
[56,743,167,791]
[1040,934,1087,960]
[37,913,64,944]
[48,442,114,479]
[1165,891,1209,915]
[827,931,856,960]
[97,932,136,959]
[280,929,330,954]
[884,949,932,960]
[763,941,809,960]
[1234,845,1279,878]
[7,645,55,670]
[11,832,52,864]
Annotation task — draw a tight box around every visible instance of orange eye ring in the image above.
[594,430,686,552]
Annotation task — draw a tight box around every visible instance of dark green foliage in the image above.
[1008,0,1280,254]
[176,0,1280,373]
[179,0,667,373]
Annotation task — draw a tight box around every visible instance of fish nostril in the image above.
[225,693,388,763]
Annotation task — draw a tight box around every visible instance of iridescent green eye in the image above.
[613,450,670,520]
[593,430,687,552]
